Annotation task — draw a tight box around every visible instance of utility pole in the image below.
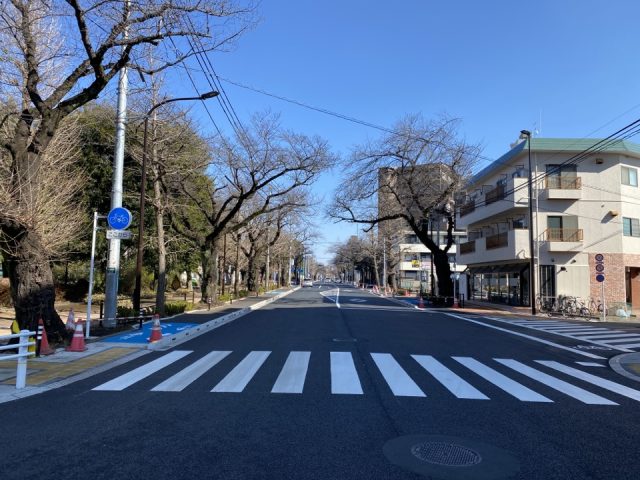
[521,130,537,314]
[221,234,227,295]
[288,243,292,286]
[382,236,387,293]
[103,51,129,327]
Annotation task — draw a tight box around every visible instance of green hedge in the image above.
[164,301,195,316]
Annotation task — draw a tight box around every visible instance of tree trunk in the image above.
[200,247,210,303]
[6,228,67,342]
[206,237,221,304]
[432,250,453,297]
[154,172,167,317]
[246,254,257,292]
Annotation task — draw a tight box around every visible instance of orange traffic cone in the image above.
[37,318,55,356]
[418,296,425,309]
[148,314,163,343]
[66,321,87,352]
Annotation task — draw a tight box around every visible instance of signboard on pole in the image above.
[106,229,132,240]
[107,207,132,230]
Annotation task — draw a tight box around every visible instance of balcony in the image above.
[457,177,529,228]
[457,229,530,265]
[486,231,508,250]
[460,240,476,254]
[541,176,582,200]
[460,201,476,218]
[545,228,583,252]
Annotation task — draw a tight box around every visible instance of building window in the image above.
[623,217,640,237]
[540,265,556,300]
[622,166,638,187]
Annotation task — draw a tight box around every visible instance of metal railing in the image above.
[459,240,476,254]
[485,185,506,205]
[546,228,583,242]
[0,330,36,389]
[545,176,582,190]
[485,231,509,250]
[459,201,476,217]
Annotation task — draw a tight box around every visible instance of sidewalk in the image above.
[0,287,298,404]
[609,353,640,383]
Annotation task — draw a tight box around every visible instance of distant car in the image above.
[302,279,313,287]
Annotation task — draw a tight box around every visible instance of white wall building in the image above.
[456,137,640,315]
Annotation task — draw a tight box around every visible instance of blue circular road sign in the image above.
[595,273,605,283]
[107,207,132,230]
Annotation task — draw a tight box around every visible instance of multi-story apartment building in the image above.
[392,226,466,294]
[456,137,640,315]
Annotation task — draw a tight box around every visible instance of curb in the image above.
[145,287,300,351]
[609,353,640,384]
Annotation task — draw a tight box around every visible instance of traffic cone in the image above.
[148,314,163,343]
[418,296,425,309]
[37,318,55,356]
[66,321,87,352]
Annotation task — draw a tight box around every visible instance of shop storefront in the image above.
[467,263,530,306]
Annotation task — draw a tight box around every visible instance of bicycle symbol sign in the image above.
[595,253,604,262]
[107,207,132,230]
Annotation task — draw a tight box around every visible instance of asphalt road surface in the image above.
[2,284,640,479]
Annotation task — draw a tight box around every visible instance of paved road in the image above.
[2,284,640,479]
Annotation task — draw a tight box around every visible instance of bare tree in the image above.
[170,113,334,303]
[0,113,86,338]
[0,0,255,330]
[329,114,479,296]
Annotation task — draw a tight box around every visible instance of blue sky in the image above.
[172,0,640,263]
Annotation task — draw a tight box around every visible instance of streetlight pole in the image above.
[521,130,537,315]
[132,91,219,311]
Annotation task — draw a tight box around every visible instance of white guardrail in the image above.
[0,330,36,389]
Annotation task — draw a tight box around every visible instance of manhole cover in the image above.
[383,434,519,479]
[411,441,482,467]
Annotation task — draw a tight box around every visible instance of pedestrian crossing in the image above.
[500,319,640,351]
[92,350,640,406]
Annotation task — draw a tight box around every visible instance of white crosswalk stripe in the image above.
[495,359,617,405]
[498,318,640,352]
[412,355,488,400]
[93,350,192,391]
[212,351,271,393]
[272,351,311,394]
[536,361,640,401]
[452,357,552,402]
[330,351,363,394]
[152,351,231,392]
[372,353,425,397]
[90,350,640,405]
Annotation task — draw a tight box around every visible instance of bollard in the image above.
[99,301,104,319]
[16,330,30,389]
[207,298,212,311]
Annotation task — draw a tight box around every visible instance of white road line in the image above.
[611,343,640,349]
[575,361,606,367]
[603,337,640,344]
[412,355,488,400]
[371,353,425,397]
[542,327,609,333]
[536,360,640,402]
[151,351,231,392]
[330,352,363,394]
[446,314,606,359]
[573,333,629,339]
[93,350,192,391]
[271,351,311,394]
[452,357,551,402]
[212,351,271,393]
[483,316,634,354]
[495,359,616,405]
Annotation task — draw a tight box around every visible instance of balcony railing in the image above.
[545,176,582,190]
[460,240,476,254]
[460,201,476,217]
[485,231,509,250]
[546,228,583,242]
[484,185,506,205]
